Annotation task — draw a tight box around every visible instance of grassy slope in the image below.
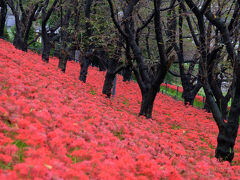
[0,39,240,179]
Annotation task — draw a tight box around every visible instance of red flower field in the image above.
[0,39,240,179]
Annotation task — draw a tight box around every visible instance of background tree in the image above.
[184,0,240,162]
[0,0,7,38]
[102,10,133,97]
[57,0,72,72]
[79,0,118,82]
[41,0,59,63]
[169,2,203,105]
[107,0,176,118]
[102,33,124,97]
[79,0,94,82]
[6,0,43,51]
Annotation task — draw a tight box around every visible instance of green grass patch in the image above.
[1,114,15,128]
[67,154,91,164]
[160,85,184,101]
[3,130,18,139]
[160,85,205,108]
[0,161,12,170]
[200,137,214,150]
[122,97,129,106]
[89,88,96,95]
[171,124,182,130]
[112,128,125,141]
[12,140,28,162]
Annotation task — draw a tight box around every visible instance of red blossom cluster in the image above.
[0,39,240,179]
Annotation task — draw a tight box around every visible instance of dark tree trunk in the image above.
[215,66,240,162]
[102,28,123,97]
[57,1,72,72]
[220,97,230,120]
[13,33,27,51]
[42,38,51,63]
[123,35,133,82]
[41,20,51,63]
[41,0,59,63]
[216,121,239,162]
[102,55,122,97]
[203,102,211,112]
[97,50,108,71]
[183,0,240,163]
[58,48,68,73]
[181,75,195,105]
[139,87,158,118]
[107,0,174,119]
[79,0,93,82]
[123,66,132,82]
[85,0,93,39]
[182,91,194,105]
[172,7,202,106]
[204,88,231,115]
[79,56,90,83]
[91,49,108,71]
[210,77,231,120]
[0,0,7,38]
[215,86,240,162]
[102,71,116,98]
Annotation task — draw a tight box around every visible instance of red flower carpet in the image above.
[0,39,240,179]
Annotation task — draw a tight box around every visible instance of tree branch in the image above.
[200,0,212,14]
[106,0,128,38]
[27,33,41,46]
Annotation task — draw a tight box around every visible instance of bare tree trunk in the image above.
[184,0,240,162]
[107,0,175,118]
[79,0,93,82]
[123,66,132,82]
[102,59,123,97]
[41,0,59,63]
[139,87,158,118]
[58,46,68,73]
[13,33,27,51]
[0,0,7,37]
[102,32,123,97]
[216,120,239,162]
[79,55,90,82]
[42,37,51,63]
[102,69,116,97]
[57,0,72,72]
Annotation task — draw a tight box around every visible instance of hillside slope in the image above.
[0,39,240,179]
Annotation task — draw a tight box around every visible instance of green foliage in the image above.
[28,27,42,53]
[3,27,10,40]
[9,25,42,52]
[9,26,16,42]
